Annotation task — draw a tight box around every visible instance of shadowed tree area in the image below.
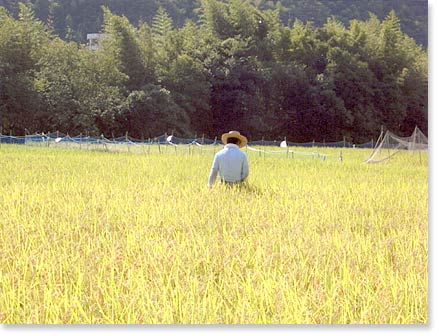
[0,1,427,142]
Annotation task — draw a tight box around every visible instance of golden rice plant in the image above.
[0,144,428,323]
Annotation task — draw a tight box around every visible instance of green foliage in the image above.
[101,7,151,91]
[163,54,211,135]
[0,0,427,47]
[152,6,173,43]
[116,84,190,138]
[0,3,49,134]
[0,1,428,143]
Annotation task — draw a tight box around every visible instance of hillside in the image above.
[0,1,428,141]
[0,0,428,47]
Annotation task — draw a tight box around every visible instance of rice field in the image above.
[0,143,428,324]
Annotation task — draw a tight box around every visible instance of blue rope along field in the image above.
[1,132,375,161]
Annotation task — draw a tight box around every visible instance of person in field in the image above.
[207,131,249,187]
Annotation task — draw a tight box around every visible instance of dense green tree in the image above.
[100,7,151,91]
[0,0,428,47]
[0,3,49,134]
[317,18,375,141]
[33,35,127,135]
[163,53,211,135]
[151,6,173,44]
[0,1,428,141]
[115,84,190,138]
[33,39,86,133]
[291,20,327,74]
[151,6,175,81]
[366,11,412,133]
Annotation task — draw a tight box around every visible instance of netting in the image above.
[245,145,335,161]
[1,131,376,162]
[1,132,374,147]
[364,126,428,163]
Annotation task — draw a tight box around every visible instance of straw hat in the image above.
[221,131,248,148]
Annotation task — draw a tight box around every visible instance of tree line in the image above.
[0,1,428,142]
[0,0,428,47]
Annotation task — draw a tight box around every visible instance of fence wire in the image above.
[1,132,374,161]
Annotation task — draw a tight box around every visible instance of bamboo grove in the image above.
[0,0,428,143]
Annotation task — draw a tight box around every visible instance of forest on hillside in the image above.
[0,1,428,142]
[0,0,428,47]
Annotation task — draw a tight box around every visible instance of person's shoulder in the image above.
[216,148,227,155]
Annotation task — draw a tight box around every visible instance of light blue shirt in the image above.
[208,144,249,187]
